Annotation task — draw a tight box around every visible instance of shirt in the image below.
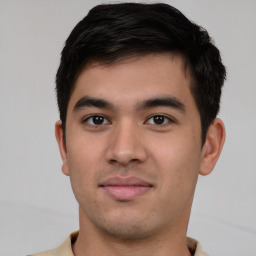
[28,231,208,256]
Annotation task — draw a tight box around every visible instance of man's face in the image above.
[56,54,209,239]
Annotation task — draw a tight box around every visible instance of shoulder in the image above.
[28,231,78,256]
[187,237,208,256]
[28,249,55,256]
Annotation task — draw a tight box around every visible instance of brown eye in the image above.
[146,115,173,125]
[92,116,105,125]
[84,115,109,126]
[153,115,165,125]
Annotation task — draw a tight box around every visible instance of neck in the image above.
[73,232,191,256]
[72,208,192,256]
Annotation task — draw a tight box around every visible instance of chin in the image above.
[93,212,162,240]
[100,224,153,240]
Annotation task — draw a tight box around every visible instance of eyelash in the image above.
[82,115,111,127]
[82,114,174,128]
[144,114,174,127]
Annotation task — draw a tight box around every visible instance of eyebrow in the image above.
[73,96,185,113]
[73,96,114,111]
[136,96,185,113]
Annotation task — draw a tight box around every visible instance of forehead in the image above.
[68,54,194,110]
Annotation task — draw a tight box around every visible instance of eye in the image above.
[145,115,173,126]
[83,115,110,126]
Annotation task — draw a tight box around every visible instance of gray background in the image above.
[0,0,255,255]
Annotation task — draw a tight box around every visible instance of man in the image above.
[30,2,226,256]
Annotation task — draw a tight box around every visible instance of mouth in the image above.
[99,176,153,201]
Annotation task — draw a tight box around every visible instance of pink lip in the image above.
[100,176,153,201]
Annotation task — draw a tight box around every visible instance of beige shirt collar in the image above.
[29,231,208,256]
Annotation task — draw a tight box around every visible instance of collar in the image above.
[30,231,208,256]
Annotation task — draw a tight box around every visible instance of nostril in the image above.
[108,157,142,168]
[109,159,117,164]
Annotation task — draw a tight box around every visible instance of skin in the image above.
[55,54,225,256]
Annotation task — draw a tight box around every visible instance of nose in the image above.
[105,122,147,166]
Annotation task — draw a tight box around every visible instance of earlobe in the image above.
[55,120,70,176]
[199,118,225,176]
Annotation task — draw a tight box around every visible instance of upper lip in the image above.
[100,176,153,187]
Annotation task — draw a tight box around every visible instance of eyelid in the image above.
[82,114,111,126]
[81,113,175,127]
[144,114,175,126]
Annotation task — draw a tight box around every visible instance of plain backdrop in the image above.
[0,0,255,255]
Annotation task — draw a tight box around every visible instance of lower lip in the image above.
[102,186,151,201]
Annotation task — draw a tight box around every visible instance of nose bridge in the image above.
[106,119,147,165]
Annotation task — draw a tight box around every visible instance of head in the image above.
[55,2,226,244]
[56,2,226,144]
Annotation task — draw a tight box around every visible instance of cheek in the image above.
[149,133,201,189]
[66,142,97,208]
[65,137,102,196]
[67,132,105,170]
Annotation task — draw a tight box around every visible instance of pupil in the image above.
[93,116,104,125]
[154,115,164,124]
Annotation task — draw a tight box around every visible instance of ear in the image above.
[55,120,70,176]
[199,118,225,176]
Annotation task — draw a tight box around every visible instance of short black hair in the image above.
[56,2,226,143]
